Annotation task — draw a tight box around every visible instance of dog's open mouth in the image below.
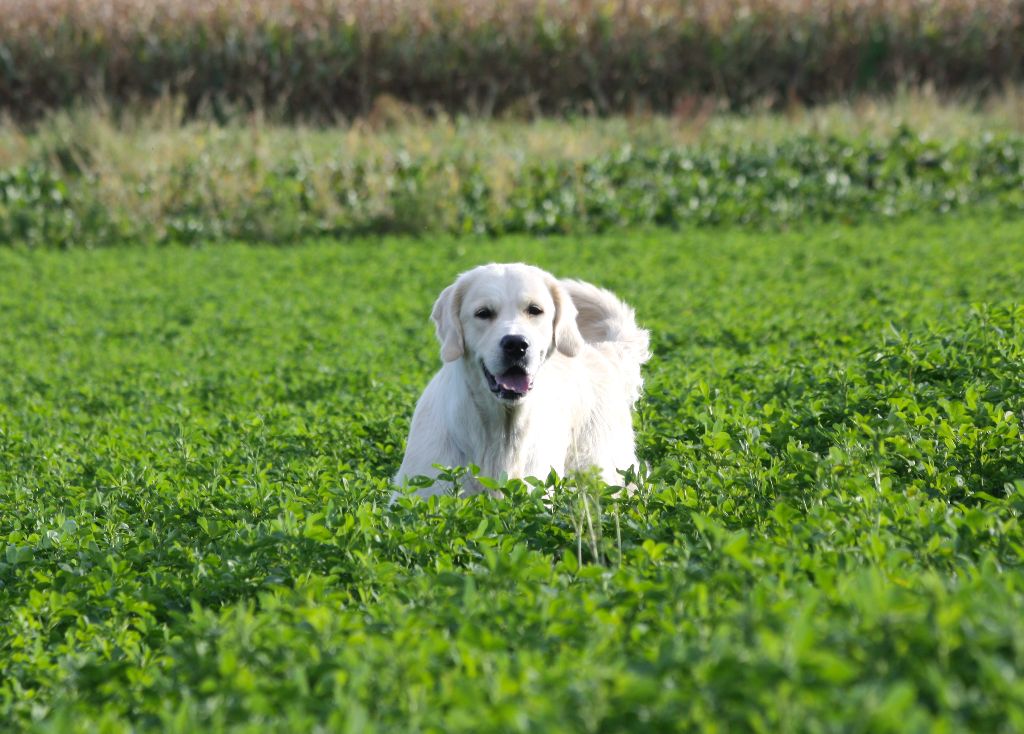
[482,362,532,400]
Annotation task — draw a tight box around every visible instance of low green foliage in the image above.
[2,130,1023,248]
[1,216,1022,731]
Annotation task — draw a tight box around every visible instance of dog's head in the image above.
[431,263,583,403]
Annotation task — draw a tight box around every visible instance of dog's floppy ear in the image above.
[431,281,464,362]
[547,277,583,357]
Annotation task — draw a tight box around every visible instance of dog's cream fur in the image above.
[395,263,649,497]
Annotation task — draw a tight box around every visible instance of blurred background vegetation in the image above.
[1,0,1022,248]
[3,0,1023,120]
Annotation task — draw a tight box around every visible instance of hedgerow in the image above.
[1,217,1022,730]
[2,130,1023,248]
[2,0,1023,119]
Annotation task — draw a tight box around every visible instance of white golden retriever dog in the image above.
[394,263,649,497]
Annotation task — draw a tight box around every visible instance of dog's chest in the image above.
[465,410,569,479]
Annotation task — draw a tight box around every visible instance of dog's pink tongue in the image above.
[497,372,530,393]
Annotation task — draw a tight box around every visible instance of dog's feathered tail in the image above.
[561,279,650,403]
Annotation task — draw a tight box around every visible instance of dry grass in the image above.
[3,88,1021,173]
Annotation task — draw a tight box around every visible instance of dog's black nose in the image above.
[500,334,529,359]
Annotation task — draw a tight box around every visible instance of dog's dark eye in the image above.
[527,304,543,316]
[475,307,494,320]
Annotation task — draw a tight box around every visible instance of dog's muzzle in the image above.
[481,361,532,401]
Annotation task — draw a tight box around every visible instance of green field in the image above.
[2,216,1024,731]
